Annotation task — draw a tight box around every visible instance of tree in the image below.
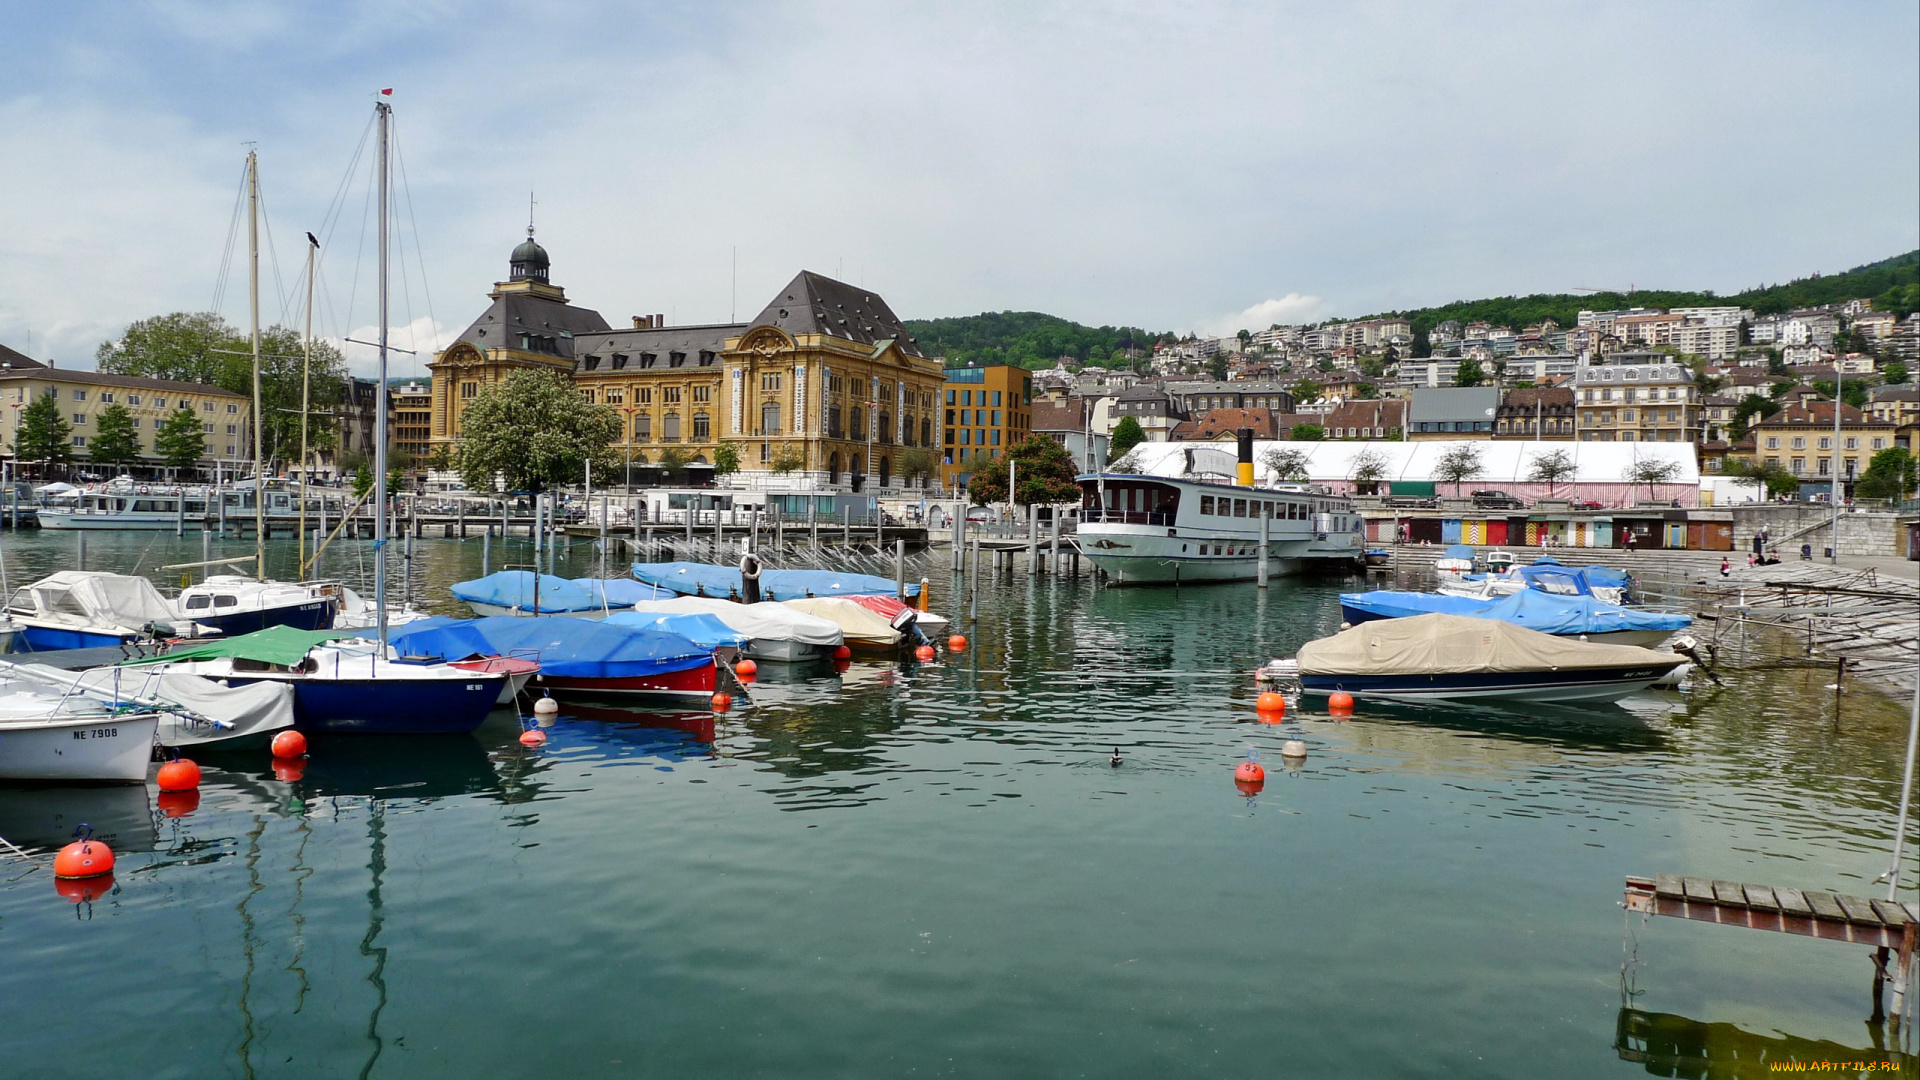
[1349,447,1388,494]
[1768,380,1792,400]
[1731,393,1778,441]
[424,444,456,473]
[1261,446,1311,482]
[1206,354,1229,381]
[1524,448,1576,498]
[964,435,1079,506]
[1434,442,1484,495]
[1883,360,1909,384]
[1624,457,1681,501]
[454,369,621,494]
[897,445,939,486]
[87,403,141,466]
[655,446,692,476]
[1109,415,1146,458]
[713,441,742,479]
[1354,383,1380,399]
[1725,457,1797,501]
[1293,378,1325,403]
[1856,446,1917,501]
[96,312,347,467]
[1810,380,1869,410]
[154,407,207,471]
[1289,423,1326,441]
[1455,358,1486,387]
[13,393,72,466]
[770,445,807,474]
[1236,329,1252,350]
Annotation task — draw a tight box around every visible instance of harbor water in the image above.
[1,528,1914,1078]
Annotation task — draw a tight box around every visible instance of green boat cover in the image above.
[121,625,359,668]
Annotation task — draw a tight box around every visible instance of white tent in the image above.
[1118,439,1699,506]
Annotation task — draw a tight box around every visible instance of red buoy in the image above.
[55,873,115,903]
[1234,760,1265,784]
[272,757,307,783]
[1328,691,1355,713]
[156,757,201,792]
[157,789,201,818]
[948,634,968,651]
[518,727,547,746]
[1256,691,1287,715]
[270,730,308,759]
[833,658,852,673]
[711,692,732,711]
[915,644,936,662]
[833,645,852,660]
[1234,777,1264,797]
[735,659,758,677]
[53,830,114,879]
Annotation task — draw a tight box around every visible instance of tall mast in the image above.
[248,151,265,581]
[299,232,316,575]
[374,100,391,644]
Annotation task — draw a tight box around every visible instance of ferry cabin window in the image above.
[1200,496,1214,514]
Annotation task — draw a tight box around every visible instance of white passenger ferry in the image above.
[36,478,351,531]
[1076,473,1364,585]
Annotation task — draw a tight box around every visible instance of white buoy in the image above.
[534,696,559,717]
[1281,739,1307,759]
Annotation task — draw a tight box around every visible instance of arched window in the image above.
[920,417,931,446]
[761,401,780,435]
[828,452,840,484]
[879,456,891,487]
[878,411,891,444]
[692,412,710,441]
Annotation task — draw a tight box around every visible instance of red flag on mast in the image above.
[379,88,393,96]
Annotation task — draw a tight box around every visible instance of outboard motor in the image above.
[888,605,929,648]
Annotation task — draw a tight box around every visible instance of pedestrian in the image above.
[1720,557,1731,578]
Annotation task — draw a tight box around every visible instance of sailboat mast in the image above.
[299,233,316,575]
[374,100,391,644]
[248,151,265,582]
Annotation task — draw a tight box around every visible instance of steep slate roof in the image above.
[0,343,48,369]
[452,290,612,361]
[0,367,244,396]
[573,323,747,373]
[1031,398,1090,432]
[746,271,925,357]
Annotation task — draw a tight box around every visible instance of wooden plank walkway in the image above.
[1626,874,1919,950]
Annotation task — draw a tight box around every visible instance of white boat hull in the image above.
[747,637,831,662]
[0,713,159,782]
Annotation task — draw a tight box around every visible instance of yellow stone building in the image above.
[0,343,252,472]
[429,235,945,489]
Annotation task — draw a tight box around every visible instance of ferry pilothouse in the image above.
[1075,434,1364,585]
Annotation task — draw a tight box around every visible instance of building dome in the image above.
[510,233,550,283]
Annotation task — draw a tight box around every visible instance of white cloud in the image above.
[331,315,455,379]
[1197,294,1333,338]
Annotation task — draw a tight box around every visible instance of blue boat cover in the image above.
[1340,589,1690,635]
[364,616,711,678]
[603,611,750,652]
[451,571,603,613]
[1515,562,1632,598]
[1442,545,1476,561]
[630,561,920,600]
[570,578,677,607]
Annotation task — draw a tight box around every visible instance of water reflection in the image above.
[0,783,156,852]
[1615,1007,1915,1077]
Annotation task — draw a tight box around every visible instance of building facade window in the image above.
[693,412,710,440]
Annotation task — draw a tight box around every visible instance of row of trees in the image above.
[13,395,210,469]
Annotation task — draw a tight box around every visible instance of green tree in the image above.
[1289,423,1326,440]
[1108,415,1146,458]
[897,445,939,485]
[654,446,692,477]
[713,441,742,478]
[1354,383,1380,399]
[1856,447,1917,500]
[454,369,621,494]
[1206,354,1229,381]
[770,445,806,474]
[1236,329,1252,351]
[1810,380,1869,409]
[1731,393,1778,441]
[1434,442,1484,495]
[1455,358,1486,387]
[1525,448,1577,497]
[87,403,141,466]
[1624,457,1681,501]
[351,463,375,500]
[1884,360,1909,384]
[1725,457,1797,501]
[1261,446,1311,482]
[13,393,72,465]
[964,435,1080,506]
[1349,447,1388,493]
[96,312,347,466]
[154,407,207,470]
[1768,380,1793,400]
[1293,379,1325,403]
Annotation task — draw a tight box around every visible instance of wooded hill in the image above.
[904,250,1918,371]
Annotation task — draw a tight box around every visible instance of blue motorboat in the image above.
[452,571,614,617]
[602,611,752,653]
[1339,588,1689,646]
[630,561,919,601]
[375,616,717,700]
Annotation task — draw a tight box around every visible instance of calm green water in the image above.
[1,529,1915,1078]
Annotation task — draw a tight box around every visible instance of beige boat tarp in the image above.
[1298,613,1678,676]
[782,597,903,646]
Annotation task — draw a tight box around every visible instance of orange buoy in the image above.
[1256,691,1287,714]
[1234,777,1264,797]
[1328,691,1355,713]
[948,634,968,651]
[55,873,115,903]
[272,757,306,783]
[711,692,733,711]
[735,658,758,677]
[915,644,936,662]
[833,658,852,673]
[270,729,307,759]
[53,828,114,879]
[518,727,547,746]
[1234,760,1265,784]
[156,756,201,792]
[157,788,201,818]
[833,645,852,660]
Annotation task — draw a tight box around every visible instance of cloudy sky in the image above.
[2,1,1914,374]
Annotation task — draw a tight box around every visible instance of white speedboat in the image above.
[3,660,296,750]
[176,576,341,636]
[0,680,159,782]
[5,571,181,651]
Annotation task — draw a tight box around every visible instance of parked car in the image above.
[1572,500,1603,510]
[1470,489,1526,510]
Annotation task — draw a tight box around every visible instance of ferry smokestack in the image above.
[1236,428,1254,486]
